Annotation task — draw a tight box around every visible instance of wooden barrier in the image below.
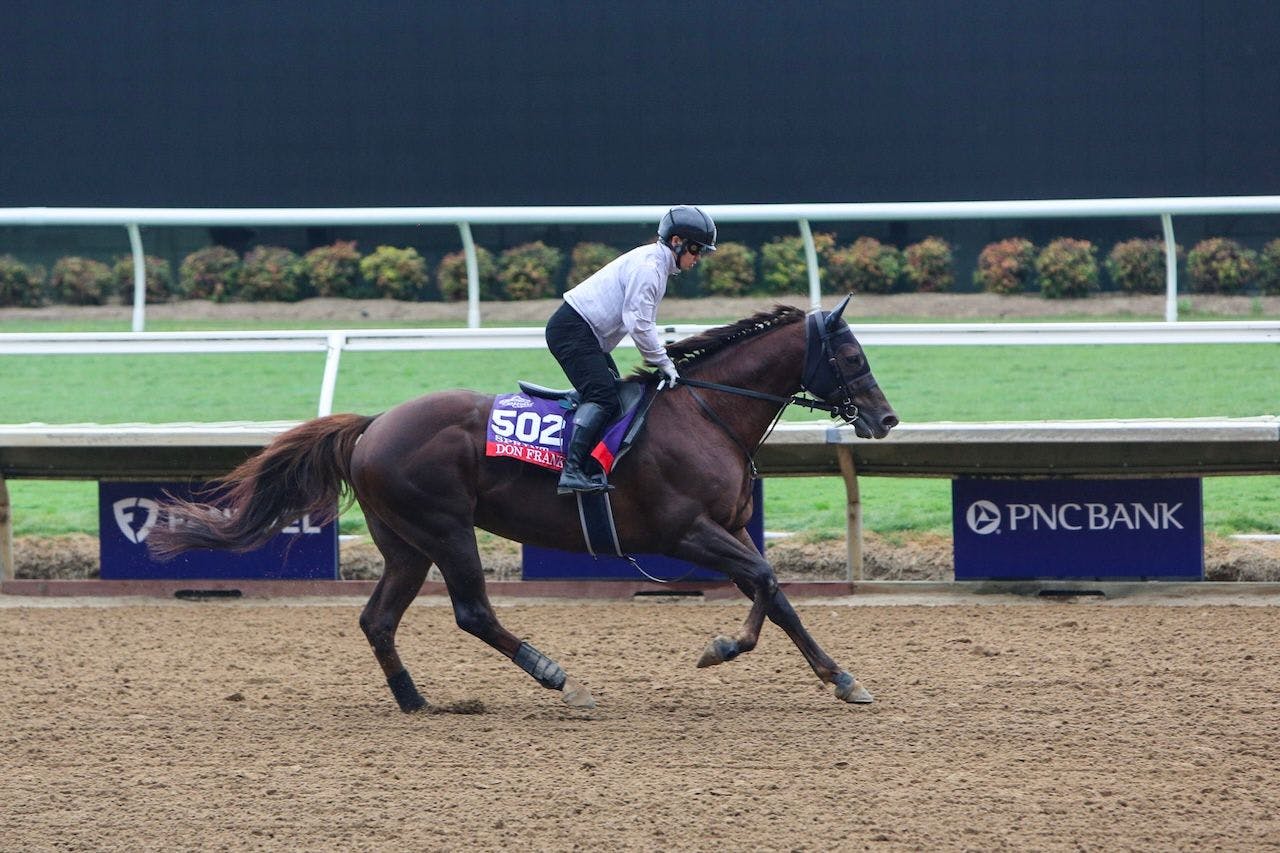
[2,417,1278,583]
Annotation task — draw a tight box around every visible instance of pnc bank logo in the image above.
[965,500,1002,535]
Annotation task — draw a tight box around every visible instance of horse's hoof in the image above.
[562,677,596,709]
[697,635,739,668]
[400,697,430,714]
[833,672,874,704]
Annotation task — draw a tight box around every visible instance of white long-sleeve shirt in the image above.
[562,242,676,371]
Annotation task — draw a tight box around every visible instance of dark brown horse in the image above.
[148,299,898,712]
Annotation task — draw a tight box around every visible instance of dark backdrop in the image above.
[3,0,1278,207]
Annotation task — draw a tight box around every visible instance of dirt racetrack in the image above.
[2,595,1278,851]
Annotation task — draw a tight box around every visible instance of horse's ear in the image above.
[826,293,852,329]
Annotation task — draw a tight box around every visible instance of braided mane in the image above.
[632,304,806,377]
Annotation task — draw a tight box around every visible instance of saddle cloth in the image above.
[484,381,652,474]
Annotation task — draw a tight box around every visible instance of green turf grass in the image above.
[3,341,1277,537]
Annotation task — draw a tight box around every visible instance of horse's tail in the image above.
[146,413,377,560]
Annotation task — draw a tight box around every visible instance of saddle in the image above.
[517,378,645,413]
[515,379,652,472]
[498,379,658,560]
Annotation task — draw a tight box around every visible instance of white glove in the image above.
[658,362,680,386]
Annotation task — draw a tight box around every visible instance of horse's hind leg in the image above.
[428,527,596,709]
[360,515,431,712]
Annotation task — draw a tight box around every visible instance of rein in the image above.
[663,300,874,479]
[674,376,843,415]
[672,377,841,481]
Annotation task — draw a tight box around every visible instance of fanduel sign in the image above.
[952,478,1203,581]
[99,482,338,580]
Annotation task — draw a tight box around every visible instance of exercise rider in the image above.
[545,205,717,494]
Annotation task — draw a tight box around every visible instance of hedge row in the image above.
[3,236,1280,307]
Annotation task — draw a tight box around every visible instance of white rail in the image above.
[5,196,1280,330]
[4,321,1278,418]
[4,417,1278,583]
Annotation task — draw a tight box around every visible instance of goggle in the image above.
[685,242,707,256]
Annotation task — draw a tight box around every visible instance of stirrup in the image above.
[556,473,611,496]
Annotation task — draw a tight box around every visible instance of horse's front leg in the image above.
[671,521,776,669]
[672,519,872,704]
[757,582,873,704]
[697,568,771,668]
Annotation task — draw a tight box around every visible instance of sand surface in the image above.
[2,597,1278,851]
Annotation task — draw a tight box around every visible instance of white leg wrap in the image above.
[514,642,567,690]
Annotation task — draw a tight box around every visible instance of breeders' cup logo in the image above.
[497,394,534,409]
[966,500,1002,535]
[113,497,160,543]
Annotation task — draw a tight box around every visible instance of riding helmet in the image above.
[658,206,717,253]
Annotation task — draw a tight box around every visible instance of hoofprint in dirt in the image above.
[12,530,1280,582]
[1,602,1277,851]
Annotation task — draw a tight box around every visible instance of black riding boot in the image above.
[557,402,610,495]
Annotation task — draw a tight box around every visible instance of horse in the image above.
[147,296,899,712]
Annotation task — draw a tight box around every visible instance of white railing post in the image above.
[127,223,146,332]
[798,219,821,310]
[1161,213,1178,323]
[317,332,346,417]
[458,222,480,329]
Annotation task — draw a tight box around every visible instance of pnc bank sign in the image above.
[952,478,1203,581]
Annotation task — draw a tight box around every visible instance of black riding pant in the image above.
[546,301,620,421]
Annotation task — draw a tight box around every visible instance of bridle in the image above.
[672,297,877,475]
[676,297,875,423]
[798,303,878,423]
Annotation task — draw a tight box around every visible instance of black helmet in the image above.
[658,205,717,254]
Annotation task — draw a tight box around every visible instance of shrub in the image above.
[497,241,563,300]
[0,255,45,307]
[178,246,240,301]
[359,245,429,300]
[825,237,903,294]
[1105,239,1184,294]
[903,237,954,293]
[302,241,363,298]
[698,241,756,296]
[1187,238,1259,294]
[1260,238,1280,296]
[235,246,303,301]
[974,238,1036,295]
[759,232,836,294]
[111,255,173,303]
[1036,238,1099,299]
[567,242,617,287]
[48,256,112,305]
[437,246,498,301]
